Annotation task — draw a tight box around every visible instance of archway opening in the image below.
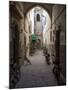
[25,6,51,57]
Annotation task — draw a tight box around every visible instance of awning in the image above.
[31,34,38,41]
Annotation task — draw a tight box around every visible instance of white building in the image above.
[34,7,45,48]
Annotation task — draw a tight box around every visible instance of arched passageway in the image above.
[9,1,66,89]
[15,6,57,88]
[24,5,51,57]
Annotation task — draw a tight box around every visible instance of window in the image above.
[37,14,40,21]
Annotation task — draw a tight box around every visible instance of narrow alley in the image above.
[15,50,57,88]
[9,1,66,89]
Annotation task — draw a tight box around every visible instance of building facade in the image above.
[34,7,44,48]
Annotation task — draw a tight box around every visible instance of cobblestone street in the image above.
[15,50,57,88]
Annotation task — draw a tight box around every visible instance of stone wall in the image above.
[44,4,66,82]
[52,4,66,81]
[24,12,32,57]
[16,3,25,65]
[10,2,25,65]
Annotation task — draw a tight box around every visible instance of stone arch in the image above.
[23,3,53,20]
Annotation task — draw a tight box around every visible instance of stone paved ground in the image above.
[15,50,57,88]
